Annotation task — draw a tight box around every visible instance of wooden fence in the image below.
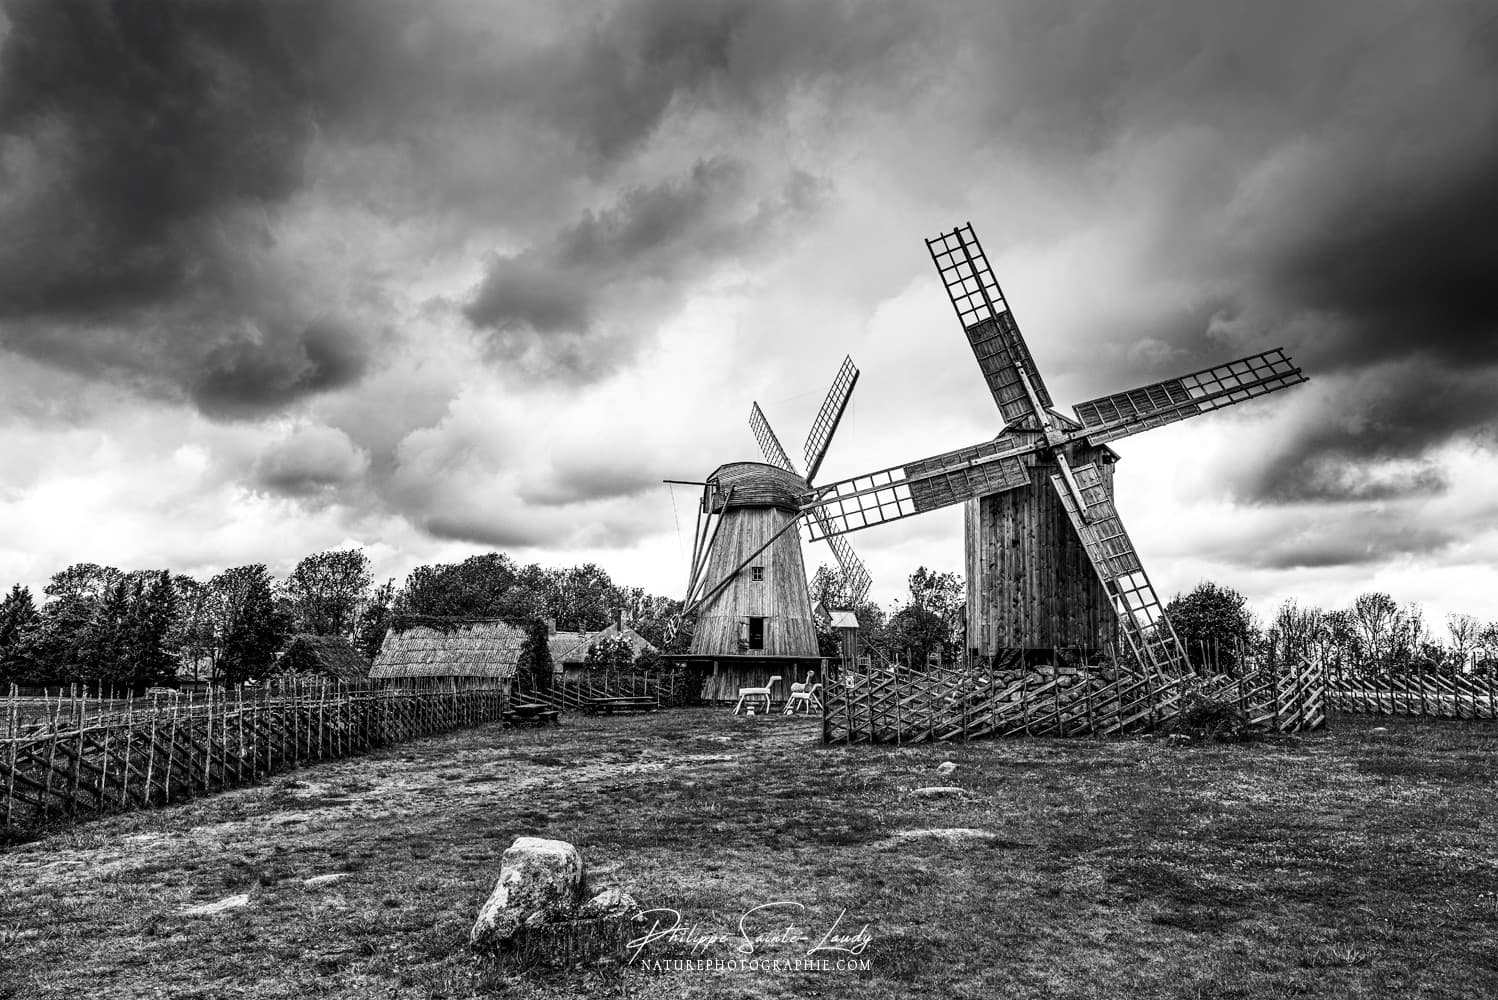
[0,677,508,835]
[519,666,694,712]
[823,660,1326,744]
[1328,668,1498,719]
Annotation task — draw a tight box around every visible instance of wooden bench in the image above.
[582,696,659,715]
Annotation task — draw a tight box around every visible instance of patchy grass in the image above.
[3,711,1498,998]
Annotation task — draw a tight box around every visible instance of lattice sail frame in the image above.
[1050,462,1189,678]
[1073,349,1306,445]
[747,370,873,606]
[927,223,1053,428]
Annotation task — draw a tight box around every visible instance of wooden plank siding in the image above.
[690,506,819,659]
[965,448,1117,661]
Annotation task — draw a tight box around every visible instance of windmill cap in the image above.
[708,461,808,511]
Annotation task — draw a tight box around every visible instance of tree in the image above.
[284,549,372,636]
[123,571,178,689]
[1349,592,1400,668]
[584,635,636,671]
[514,618,555,691]
[209,565,284,684]
[1448,614,1481,669]
[357,579,395,660]
[549,564,618,632]
[907,567,964,663]
[1163,582,1257,673]
[0,584,41,686]
[885,604,945,667]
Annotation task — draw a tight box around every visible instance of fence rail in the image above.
[822,660,1326,744]
[1,678,508,835]
[518,667,694,712]
[1328,669,1498,719]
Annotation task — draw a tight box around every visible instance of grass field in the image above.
[3,709,1497,999]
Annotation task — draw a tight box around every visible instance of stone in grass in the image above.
[936,761,957,775]
[304,873,349,889]
[577,887,642,921]
[910,785,964,798]
[471,837,584,951]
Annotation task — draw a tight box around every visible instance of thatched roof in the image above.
[369,619,527,679]
[277,634,371,681]
[553,623,661,665]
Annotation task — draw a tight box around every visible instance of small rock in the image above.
[182,893,250,916]
[304,874,349,888]
[910,785,964,798]
[936,761,957,775]
[470,837,584,950]
[577,888,641,921]
[1370,727,1389,734]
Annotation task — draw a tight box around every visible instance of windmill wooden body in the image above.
[795,223,1307,676]
[677,358,874,699]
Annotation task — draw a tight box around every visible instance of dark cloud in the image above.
[0,0,404,418]
[1234,514,1462,572]
[518,455,662,508]
[250,424,368,499]
[465,159,826,379]
[945,0,1498,504]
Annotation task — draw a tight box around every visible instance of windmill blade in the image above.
[811,509,873,604]
[1049,460,1189,679]
[749,402,798,474]
[803,355,859,483]
[1072,348,1306,446]
[927,223,1054,428]
[803,434,1044,539]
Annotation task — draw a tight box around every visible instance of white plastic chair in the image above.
[783,682,823,715]
[734,675,781,715]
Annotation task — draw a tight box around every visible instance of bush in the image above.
[1165,688,1251,743]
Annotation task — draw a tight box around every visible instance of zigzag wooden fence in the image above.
[0,677,508,836]
[519,666,694,712]
[1328,668,1498,719]
[823,660,1326,744]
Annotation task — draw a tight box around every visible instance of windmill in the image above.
[679,357,873,671]
[787,222,1308,677]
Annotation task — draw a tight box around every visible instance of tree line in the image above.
[1164,583,1498,675]
[0,550,693,691]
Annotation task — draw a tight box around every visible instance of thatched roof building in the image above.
[549,623,660,666]
[276,634,371,681]
[369,618,527,680]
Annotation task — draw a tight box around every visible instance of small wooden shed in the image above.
[276,634,372,682]
[369,618,527,680]
[549,623,660,682]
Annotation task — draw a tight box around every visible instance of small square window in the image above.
[751,566,764,582]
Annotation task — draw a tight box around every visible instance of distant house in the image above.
[368,618,527,680]
[547,623,660,681]
[276,634,372,682]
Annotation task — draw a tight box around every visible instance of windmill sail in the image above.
[1072,348,1306,446]
[813,517,872,604]
[804,435,1042,539]
[749,402,796,474]
[927,223,1053,428]
[804,355,858,482]
[1049,462,1189,678]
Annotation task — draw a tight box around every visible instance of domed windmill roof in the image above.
[707,461,808,512]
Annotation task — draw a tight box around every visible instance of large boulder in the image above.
[470,837,585,950]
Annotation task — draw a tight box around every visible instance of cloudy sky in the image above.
[1,0,1495,627]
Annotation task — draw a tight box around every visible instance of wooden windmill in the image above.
[791,223,1308,677]
[680,357,873,679]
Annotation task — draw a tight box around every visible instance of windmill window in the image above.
[748,616,766,650]
[751,565,764,582]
